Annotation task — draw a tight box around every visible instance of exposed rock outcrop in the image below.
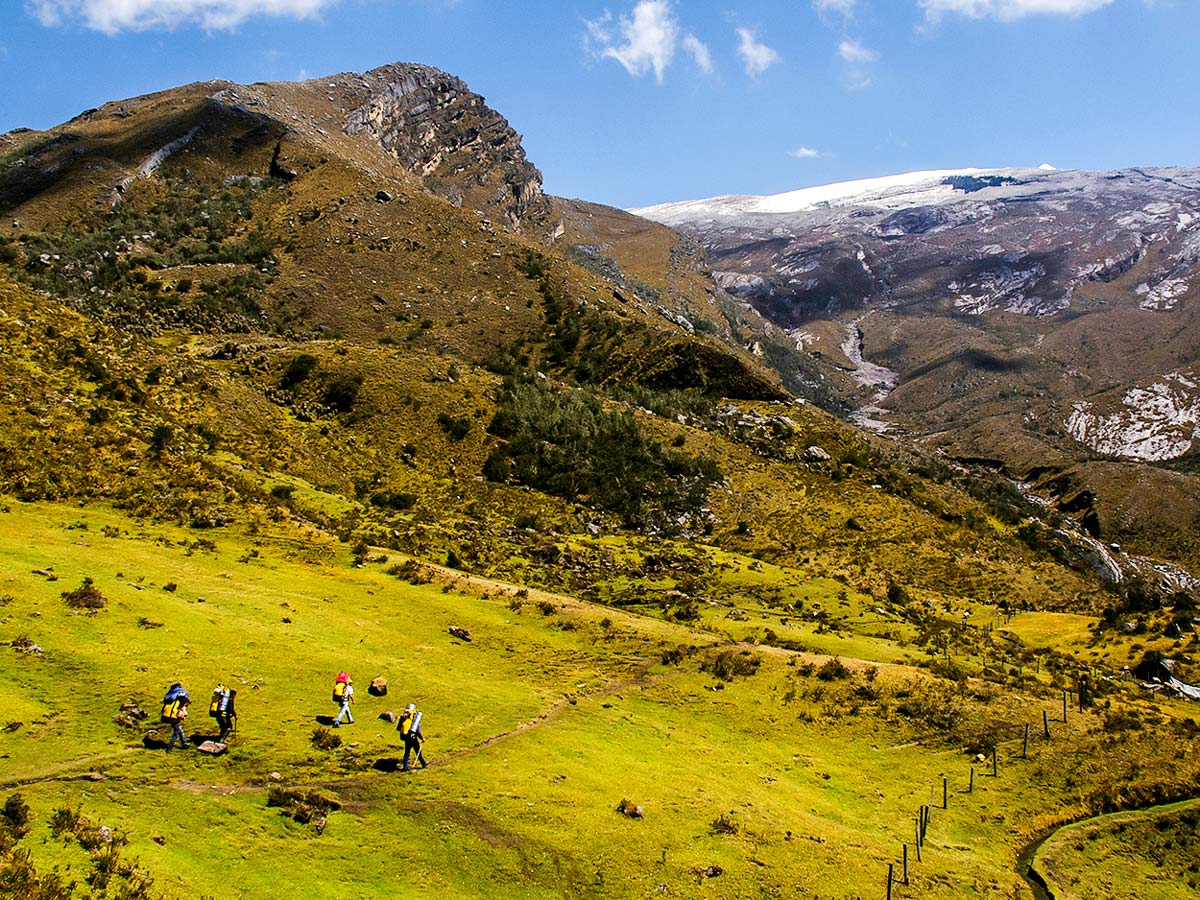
[345,63,547,228]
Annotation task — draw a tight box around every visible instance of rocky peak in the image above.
[344,62,546,228]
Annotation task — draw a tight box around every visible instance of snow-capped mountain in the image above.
[632,166,1061,221]
[632,166,1200,550]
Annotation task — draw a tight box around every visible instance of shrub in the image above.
[279,354,318,389]
[436,413,471,440]
[270,484,295,500]
[147,425,173,457]
[323,375,363,413]
[369,491,417,511]
[484,381,721,533]
[62,578,106,611]
[702,650,761,681]
[816,657,852,681]
[388,559,431,584]
[1,794,30,840]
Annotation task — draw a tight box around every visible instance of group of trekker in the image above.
[159,682,235,751]
[331,672,427,771]
[158,672,428,771]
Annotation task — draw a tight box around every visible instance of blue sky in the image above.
[1,1,1197,207]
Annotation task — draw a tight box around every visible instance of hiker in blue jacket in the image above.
[161,682,190,751]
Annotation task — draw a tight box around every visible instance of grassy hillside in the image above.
[3,500,1199,900]
[1,67,1197,900]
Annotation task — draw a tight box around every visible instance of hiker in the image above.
[161,682,190,751]
[209,683,237,741]
[332,671,354,727]
[397,703,427,771]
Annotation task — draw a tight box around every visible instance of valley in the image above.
[0,63,1197,900]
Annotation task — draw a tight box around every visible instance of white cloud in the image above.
[27,0,336,32]
[919,0,1116,22]
[585,0,679,84]
[789,146,822,159]
[813,0,858,19]
[735,27,779,77]
[837,39,877,64]
[681,33,713,74]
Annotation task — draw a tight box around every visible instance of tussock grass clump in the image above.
[61,577,106,611]
[310,727,343,751]
[710,813,738,835]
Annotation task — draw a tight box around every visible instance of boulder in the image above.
[803,446,831,462]
[196,741,228,755]
[369,677,388,697]
[379,710,397,724]
[448,625,472,642]
[375,189,394,202]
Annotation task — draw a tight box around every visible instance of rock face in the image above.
[345,63,546,228]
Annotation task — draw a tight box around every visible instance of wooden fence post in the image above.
[1043,709,1051,739]
[1023,723,1030,759]
[915,818,922,861]
[991,746,998,777]
[942,775,948,809]
[969,766,975,793]
[1063,690,1069,723]
[903,843,909,884]
[887,863,894,900]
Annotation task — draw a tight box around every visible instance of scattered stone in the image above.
[448,625,472,642]
[379,710,398,724]
[268,772,282,782]
[3,722,22,733]
[702,865,723,879]
[113,701,147,728]
[97,825,114,844]
[616,798,644,819]
[803,446,831,462]
[375,189,394,202]
[369,676,388,697]
[196,741,228,755]
[11,637,44,655]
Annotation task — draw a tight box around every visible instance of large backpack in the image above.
[332,680,347,703]
[161,684,188,721]
[398,709,422,738]
[161,699,186,723]
[209,686,230,718]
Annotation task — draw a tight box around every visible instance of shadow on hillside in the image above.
[141,734,168,750]
[314,715,335,727]
[372,757,402,773]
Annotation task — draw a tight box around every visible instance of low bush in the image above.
[702,650,762,682]
[61,577,106,611]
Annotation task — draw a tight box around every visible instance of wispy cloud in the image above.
[27,0,336,33]
[918,0,1116,22]
[788,146,823,159]
[836,38,878,89]
[735,27,779,77]
[813,0,859,20]
[837,39,877,64]
[681,33,713,74]
[585,1,679,83]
